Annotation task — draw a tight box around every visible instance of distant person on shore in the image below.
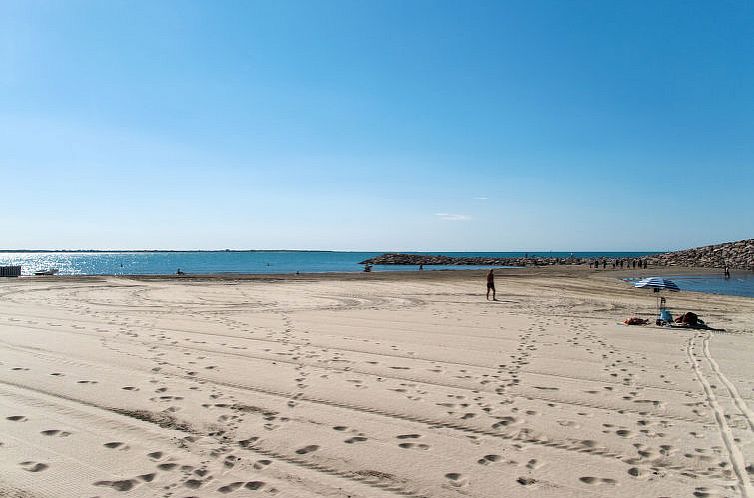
[643,260,647,269]
[724,266,730,278]
[602,260,607,269]
[632,260,637,268]
[589,261,593,269]
[419,264,424,271]
[486,270,496,301]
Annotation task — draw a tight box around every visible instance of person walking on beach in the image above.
[486,269,496,301]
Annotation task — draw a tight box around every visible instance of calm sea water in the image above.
[1,251,653,276]
[663,274,754,299]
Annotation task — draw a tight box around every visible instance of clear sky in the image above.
[1,0,752,251]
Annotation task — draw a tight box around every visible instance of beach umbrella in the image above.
[633,277,680,292]
[633,277,680,311]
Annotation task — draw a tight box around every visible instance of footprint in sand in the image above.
[103,441,129,450]
[557,420,580,428]
[396,434,421,439]
[244,481,266,490]
[579,476,617,485]
[491,416,518,429]
[477,454,501,465]
[40,429,71,437]
[344,436,368,444]
[184,479,204,489]
[399,442,430,450]
[295,445,319,455]
[444,473,468,487]
[20,461,48,472]
[693,486,725,498]
[6,416,27,422]
[218,482,245,493]
[253,459,272,470]
[94,479,139,491]
[659,444,675,456]
[627,467,645,477]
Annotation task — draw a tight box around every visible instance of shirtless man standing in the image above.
[486,269,496,301]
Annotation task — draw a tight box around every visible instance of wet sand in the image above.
[1,267,752,497]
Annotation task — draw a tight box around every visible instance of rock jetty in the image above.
[360,238,754,270]
[647,239,754,270]
[359,253,588,267]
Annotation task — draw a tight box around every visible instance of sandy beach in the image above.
[1,267,752,497]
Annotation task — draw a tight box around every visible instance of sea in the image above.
[3,251,752,298]
[1,251,652,276]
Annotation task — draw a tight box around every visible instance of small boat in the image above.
[34,268,59,276]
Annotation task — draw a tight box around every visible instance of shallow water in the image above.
[665,274,754,298]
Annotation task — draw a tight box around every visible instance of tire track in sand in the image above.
[0,338,640,467]
[687,332,753,498]
[0,329,707,425]
[702,334,754,432]
[0,379,423,498]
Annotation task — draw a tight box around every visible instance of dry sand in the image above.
[0,267,753,497]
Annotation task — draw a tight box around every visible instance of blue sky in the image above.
[1,0,752,251]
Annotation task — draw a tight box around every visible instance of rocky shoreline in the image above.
[360,239,754,270]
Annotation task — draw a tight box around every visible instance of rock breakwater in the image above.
[361,239,754,270]
[647,239,754,270]
[359,253,587,267]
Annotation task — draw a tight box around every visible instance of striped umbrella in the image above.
[633,277,680,292]
[634,277,680,313]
